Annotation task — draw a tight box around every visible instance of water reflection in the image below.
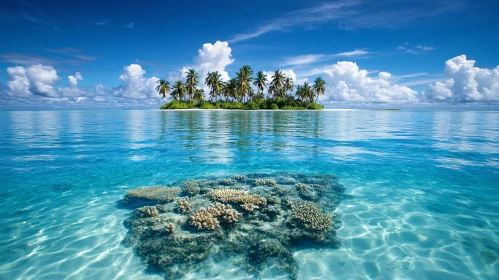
[150,110,499,167]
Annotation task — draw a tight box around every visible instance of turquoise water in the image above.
[1,110,498,279]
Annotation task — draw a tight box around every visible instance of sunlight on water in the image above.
[0,110,498,279]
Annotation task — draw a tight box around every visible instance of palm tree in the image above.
[312,77,326,102]
[205,71,224,102]
[253,71,267,97]
[301,82,314,103]
[224,78,238,101]
[185,69,199,102]
[156,79,170,99]
[269,70,285,99]
[284,77,294,96]
[194,89,204,102]
[236,65,254,102]
[171,80,186,101]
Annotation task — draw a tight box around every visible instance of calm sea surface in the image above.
[0,110,498,279]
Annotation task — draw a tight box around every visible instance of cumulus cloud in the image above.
[193,41,234,82]
[321,61,419,103]
[60,72,84,96]
[6,64,60,97]
[117,64,159,99]
[425,55,499,103]
[175,41,234,95]
[6,66,31,97]
[68,72,83,87]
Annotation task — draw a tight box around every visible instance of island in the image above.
[157,66,325,110]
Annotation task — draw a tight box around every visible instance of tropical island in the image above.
[156,66,326,110]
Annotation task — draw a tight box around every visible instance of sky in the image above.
[1,0,499,109]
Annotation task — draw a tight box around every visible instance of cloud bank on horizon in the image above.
[1,40,498,108]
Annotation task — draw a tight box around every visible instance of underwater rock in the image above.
[122,172,346,279]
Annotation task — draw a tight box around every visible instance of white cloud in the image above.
[378,72,391,80]
[60,72,84,97]
[68,72,83,87]
[398,43,435,54]
[281,50,369,66]
[125,22,135,28]
[416,45,435,51]
[177,41,235,94]
[281,55,325,66]
[322,61,419,103]
[425,55,499,102]
[118,64,160,99]
[335,50,369,57]
[6,64,60,97]
[6,66,30,97]
[25,64,60,97]
[193,41,234,82]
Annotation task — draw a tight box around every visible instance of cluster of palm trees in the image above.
[156,66,326,103]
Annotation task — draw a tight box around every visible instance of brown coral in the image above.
[207,189,245,203]
[291,201,332,231]
[241,203,258,212]
[125,186,180,203]
[254,178,276,186]
[135,206,159,217]
[207,203,241,223]
[177,198,191,213]
[207,189,267,210]
[295,183,311,191]
[189,208,220,230]
[165,223,175,234]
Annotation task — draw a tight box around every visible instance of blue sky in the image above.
[1,0,498,109]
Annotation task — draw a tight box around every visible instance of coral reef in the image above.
[206,189,267,208]
[124,186,180,204]
[135,205,159,217]
[176,198,191,213]
[122,172,347,279]
[254,178,276,186]
[165,223,175,234]
[232,174,246,181]
[182,180,200,196]
[207,203,241,224]
[267,195,281,204]
[291,201,333,231]
[222,178,236,185]
[189,208,220,230]
[207,188,245,202]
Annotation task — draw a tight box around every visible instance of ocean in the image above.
[0,109,498,279]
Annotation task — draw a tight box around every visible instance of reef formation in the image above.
[121,172,347,279]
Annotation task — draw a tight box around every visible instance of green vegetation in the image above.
[160,99,323,110]
[158,66,326,110]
